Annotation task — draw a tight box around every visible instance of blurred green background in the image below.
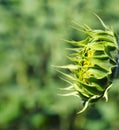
[0,0,119,130]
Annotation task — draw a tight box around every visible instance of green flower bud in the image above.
[58,15,119,113]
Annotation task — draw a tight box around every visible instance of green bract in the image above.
[58,16,119,113]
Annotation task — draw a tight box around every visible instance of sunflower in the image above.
[57,15,119,113]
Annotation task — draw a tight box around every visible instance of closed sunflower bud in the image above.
[58,15,119,113]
